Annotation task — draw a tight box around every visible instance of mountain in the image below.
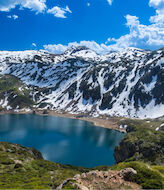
[0,47,164,118]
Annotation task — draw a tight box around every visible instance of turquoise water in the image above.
[0,114,125,168]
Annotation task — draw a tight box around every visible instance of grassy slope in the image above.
[111,161,164,189]
[0,75,34,109]
[0,142,89,189]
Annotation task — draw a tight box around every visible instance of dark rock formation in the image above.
[114,123,164,164]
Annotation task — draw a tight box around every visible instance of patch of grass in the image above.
[0,75,22,92]
[0,159,88,189]
[119,118,163,131]
[111,161,164,189]
[152,165,164,175]
[0,153,15,165]
[61,180,77,189]
[0,75,34,109]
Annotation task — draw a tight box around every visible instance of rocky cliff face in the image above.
[0,47,164,118]
[114,120,164,165]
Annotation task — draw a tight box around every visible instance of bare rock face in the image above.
[114,140,137,163]
[56,168,139,190]
[114,124,164,165]
[118,168,137,181]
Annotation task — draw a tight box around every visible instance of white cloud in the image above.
[0,0,72,19]
[149,0,164,8]
[44,44,67,54]
[44,41,120,54]
[47,6,72,18]
[126,15,139,27]
[7,14,19,20]
[109,0,164,50]
[32,43,37,47]
[0,0,46,13]
[105,14,164,50]
[107,0,113,5]
[149,0,164,23]
[13,15,18,19]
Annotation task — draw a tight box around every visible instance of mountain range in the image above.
[0,46,164,119]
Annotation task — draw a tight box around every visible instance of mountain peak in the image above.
[64,46,90,54]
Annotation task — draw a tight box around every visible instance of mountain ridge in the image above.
[0,46,164,118]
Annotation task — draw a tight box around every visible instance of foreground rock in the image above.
[56,168,139,190]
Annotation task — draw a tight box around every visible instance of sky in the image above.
[0,0,164,54]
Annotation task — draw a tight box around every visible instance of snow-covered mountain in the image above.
[0,46,164,119]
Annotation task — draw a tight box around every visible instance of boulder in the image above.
[119,168,137,181]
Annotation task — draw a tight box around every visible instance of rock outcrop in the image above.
[0,141,43,161]
[114,121,164,164]
[56,168,139,190]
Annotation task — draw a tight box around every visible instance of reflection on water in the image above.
[0,114,125,167]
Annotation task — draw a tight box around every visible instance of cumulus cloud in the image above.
[106,13,164,50]
[149,0,164,8]
[44,44,67,54]
[44,19,164,53]
[109,0,164,50]
[7,14,18,20]
[44,41,120,54]
[0,0,46,13]
[0,0,72,18]
[149,0,164,23]
[47,6,72,18]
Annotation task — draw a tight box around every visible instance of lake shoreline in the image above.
[0,110,126,133]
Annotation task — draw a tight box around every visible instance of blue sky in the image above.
[0,0,163,53]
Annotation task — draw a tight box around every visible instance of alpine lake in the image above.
[0,114,125,168]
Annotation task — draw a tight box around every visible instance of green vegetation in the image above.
[111,161,164,189]
[115,118,164,165]
[0,160,87,189]
[0,142,89,189]
[0,75,34,109]
[60,179,78,189]
[118,118,163,131]
[0,74,22,92]
[92,161,164,189]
